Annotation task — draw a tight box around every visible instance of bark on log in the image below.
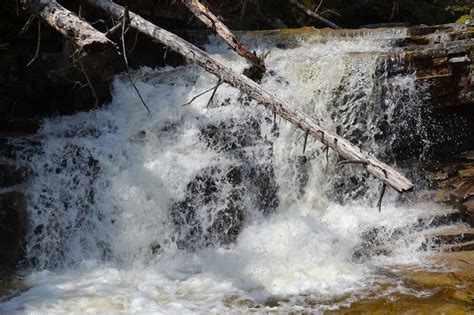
[84,0,413,193]
[181,0,265,74]
[289,0,341,29]
[20,0,113,53]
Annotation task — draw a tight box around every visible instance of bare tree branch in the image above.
[289,0,341,29]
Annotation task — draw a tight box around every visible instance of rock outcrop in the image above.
[422,151,474,225]
[0,21,473,262]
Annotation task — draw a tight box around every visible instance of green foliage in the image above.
[445,5,470,13]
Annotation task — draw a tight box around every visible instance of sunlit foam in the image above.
[1,29,446,313]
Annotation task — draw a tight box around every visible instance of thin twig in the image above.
[319,9,341,18]
[121,7,150,113]
[121,8,131,68]
[182,80,221,106]
[239,100,261,124]
[315,0,324,13]
[182,86,215,106]
[26,18,41,67]
[90,19,109,31]
[78,59,99,108]
[128,30,140,54]
[296,129,306,140]
[376,184,386,212]
[65,78,88,89]
[106,21,122,36]
[303,132,309,154]
[207,79,222,108]
[128,76,150,112]
[20,15,36,34]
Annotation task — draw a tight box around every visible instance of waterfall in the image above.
[1,29,447,313]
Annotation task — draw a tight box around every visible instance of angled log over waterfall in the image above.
[84,0,413,193]
[20,0,113,53]
[181,0,265,76]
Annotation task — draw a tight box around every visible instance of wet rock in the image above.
[433,189,450,203]
[436,240,474,252]
[198,113,279,218]
[460,151,474,160]
[459,168,474,178]
[422,152,474,226]
[461,200,474,226]
[0,192,26,267]
[206,188,244,245]
[149,242,162,255]
[427,226,474,248]
[170,165,245,249]
[425,170,449,181]
[452,178,474,200]
[244,162,279,214]
[199,117,261,151]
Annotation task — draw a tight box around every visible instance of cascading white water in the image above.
[1,29,451,313]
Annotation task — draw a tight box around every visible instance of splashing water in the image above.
[0,29,453,313]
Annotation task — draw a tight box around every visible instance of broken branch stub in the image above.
[84,0,413,193]
[20,0,113,53]
[181,0,265,78]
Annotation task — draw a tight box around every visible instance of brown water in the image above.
[328,251,474,314]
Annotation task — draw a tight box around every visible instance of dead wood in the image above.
[20,0,113,53]
[289,0,341,29]
[376,184,386,212]
[83,0,413,193]
[25,16,41,67]
[181,0,265,79]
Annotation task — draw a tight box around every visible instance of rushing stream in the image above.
[1,29,471,313]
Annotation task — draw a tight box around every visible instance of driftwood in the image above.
[289,0,341,29]
[20,0,113,53]
[181,0,265,75]
[84,0,413,193]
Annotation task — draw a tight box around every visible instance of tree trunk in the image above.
[84,0,413,193]
[20,0,113,53]
[181,0,265,74]
[289,0,341,29]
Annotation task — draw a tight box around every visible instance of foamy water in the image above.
[1,29,447,313]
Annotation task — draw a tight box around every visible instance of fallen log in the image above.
[289,0,341,29]
[84,0,413,193]
[20,0,113,53]
[181,0,265,76]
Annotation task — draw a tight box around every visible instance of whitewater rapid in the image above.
[1,28,447,313]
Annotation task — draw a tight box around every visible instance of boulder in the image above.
[170,165,245,249]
